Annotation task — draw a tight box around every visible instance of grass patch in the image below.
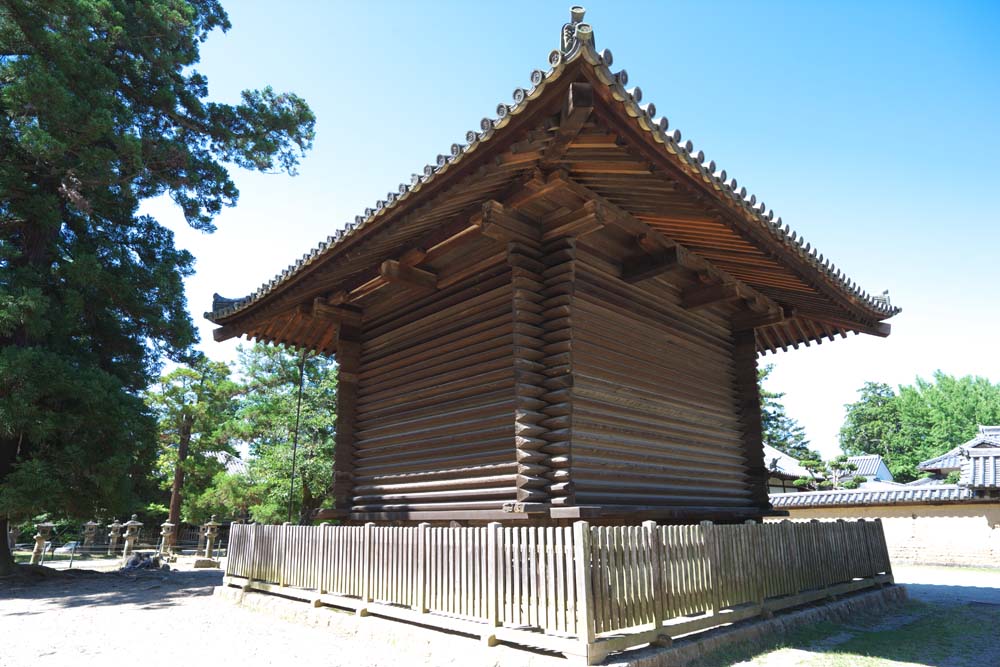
[692,599,1000,667]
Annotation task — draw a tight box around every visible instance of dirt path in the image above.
[0,563,558,667]
[3,563,998,667]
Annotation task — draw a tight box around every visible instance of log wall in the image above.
[351,261,517,514]
[568,243,754,510]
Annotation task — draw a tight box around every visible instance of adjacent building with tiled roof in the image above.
[846,454,894,482]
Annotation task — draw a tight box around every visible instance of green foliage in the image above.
[758,364,814,459]
[0,0,313,570]
[145,354,239,524]
[794,454,862,491]
[944,470,961,485]
[840,372,1000,481]
[231,344,338,524]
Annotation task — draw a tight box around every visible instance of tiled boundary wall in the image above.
[770,504,1000,568]
[223,520,892,665]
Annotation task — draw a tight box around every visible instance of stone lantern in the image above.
[122,514,143,558]
[159,521,176,554]
[30,522,54,565]
[196,524,207,555]
[203,515,221,560]
[82,521,99,548]
[107,519,123,556]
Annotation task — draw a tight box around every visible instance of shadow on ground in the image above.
[0,566,223,612]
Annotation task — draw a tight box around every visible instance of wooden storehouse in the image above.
[207,8,899,525]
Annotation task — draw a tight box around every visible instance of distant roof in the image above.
[762,444,811,480]
[216,452,249,477]
[905,476,947,487]
[770,484,972,509]
[963,448,1000,488]
[918,448,966,472]
[847,454,889,478]
[918,425,1000,472]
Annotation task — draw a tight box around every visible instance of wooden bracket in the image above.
[379,259,438,292]
[309,298,364,327]
[540,82,594,168]
[474,200,540,245]
[682,282,745,310]
[732,306,789,331]
[540,199,607,241]
[621,245,685,283]
[212,323,242,342]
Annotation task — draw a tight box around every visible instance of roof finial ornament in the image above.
[561,6,592,56]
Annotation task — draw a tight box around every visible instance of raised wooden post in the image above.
[572,522,595,649]
[643,520,665,632]
[876,518,893,582]
[278,521,289,587]
[417,522,429,613]
[483,521,502,646]
[700,520,721,616]
[359,521,374,615]
[332,323,362,513]
[733,330,771,511]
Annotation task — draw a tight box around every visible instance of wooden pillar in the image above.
[539,235,577,506]
[733,329,771,511]
[333,321,361,513]
[508,239,551,505]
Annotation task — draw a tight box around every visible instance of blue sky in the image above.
[146,1,1000,458]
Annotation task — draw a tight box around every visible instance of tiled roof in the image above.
[205,9,900,331]
[762,444,811,479]
[918,425,1000,472]
[962,448,1000,488]
[847,454,887,478]
[770,484,972,509]
[918,447,965,472]
[905,476,947,487]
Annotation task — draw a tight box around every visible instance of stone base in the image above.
[214,583,906,667]
[193,559,220,569]
[605,585,908,666]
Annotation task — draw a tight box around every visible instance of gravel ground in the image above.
[2,562,998,667]
[0,559,561,667]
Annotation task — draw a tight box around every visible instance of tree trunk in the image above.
[0,516,13,576]
[299,479,314,525]
[0,438,17,575]
[166,413,194,547]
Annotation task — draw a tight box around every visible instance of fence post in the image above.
[359,521,374,616]
[700,521,720,616]
[278,522,290,587]
[572,521,595,655]
[642,520,665,634]
[875,518,893,582]
[480,521,502,647]
[416,522,430,613]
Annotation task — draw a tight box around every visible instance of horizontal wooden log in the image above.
[379,260,438,291]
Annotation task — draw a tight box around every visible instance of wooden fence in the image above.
[224,519,892,664]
